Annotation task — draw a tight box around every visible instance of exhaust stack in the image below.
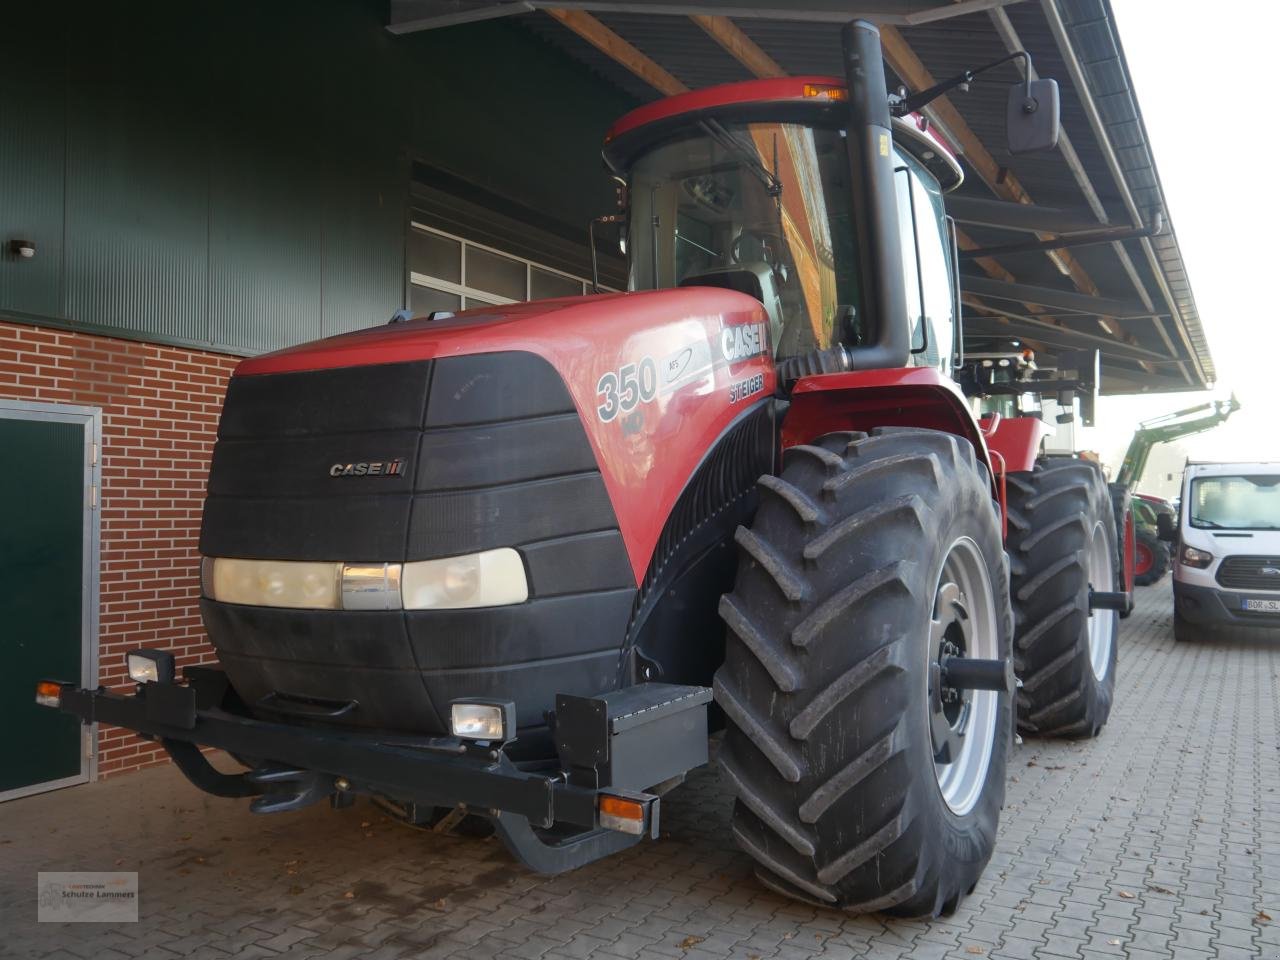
[841,19,909,370]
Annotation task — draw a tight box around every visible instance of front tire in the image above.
[1173,608,1198,643]
[1133,529,1169,586]
[1006,459,1118,738]
[715,428,1013,915]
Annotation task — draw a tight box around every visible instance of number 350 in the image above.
[597,357,658,422]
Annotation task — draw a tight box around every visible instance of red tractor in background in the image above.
[39,21,1130,916]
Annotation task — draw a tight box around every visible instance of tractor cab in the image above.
[603,78,963,374]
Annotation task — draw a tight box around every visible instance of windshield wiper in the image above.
[1191,518,1225,528]
[699,119,782,201]
[675,231,718,258]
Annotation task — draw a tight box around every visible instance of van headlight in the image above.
[201,548,528,611]
[1180,545,1213,569]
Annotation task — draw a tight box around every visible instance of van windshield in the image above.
[1189,474,1280,530]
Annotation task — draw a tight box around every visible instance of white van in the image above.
[1164,461,1280,641]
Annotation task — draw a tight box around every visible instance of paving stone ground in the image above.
[2,586,1278,960]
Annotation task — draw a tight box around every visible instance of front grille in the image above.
[199,350,638,735]
[201,351,631,585]
[1215,555,1280,591]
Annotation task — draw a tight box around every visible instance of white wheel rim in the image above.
[930,537,1000,817]
[1086,520,1116,681]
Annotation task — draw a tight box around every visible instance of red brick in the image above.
[2,319,239,777]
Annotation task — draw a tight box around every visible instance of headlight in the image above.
[1180,545,1213,569]
[402,549,528,610]
[127,649,175,684]
[204,557,343,609]
[202,548,527,611]
[449,699,516,741]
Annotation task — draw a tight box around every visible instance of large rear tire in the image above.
[715,428,1013,915]
[1006,459,1118,738]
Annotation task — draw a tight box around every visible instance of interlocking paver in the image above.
[2,587,1278,960]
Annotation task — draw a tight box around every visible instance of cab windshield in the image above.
[626,121,859,360]
[626,119,955,370]
[1189,474,1280,530]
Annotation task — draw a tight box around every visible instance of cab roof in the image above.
[601,75,961,190]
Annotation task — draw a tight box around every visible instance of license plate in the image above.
[1242,597,1280,613]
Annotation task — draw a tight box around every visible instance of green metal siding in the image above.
[0,1,637,356]
[65,7,211,345]
[0,9,66,320]
[207,12,326,352]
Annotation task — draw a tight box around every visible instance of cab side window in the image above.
[894,151,955,374]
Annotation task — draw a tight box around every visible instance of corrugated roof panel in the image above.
[594,13,753,89]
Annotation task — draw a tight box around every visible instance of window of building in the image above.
[408,223,603,313]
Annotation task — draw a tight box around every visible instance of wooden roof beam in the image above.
[544,8,688,95]
[690,15,786,77]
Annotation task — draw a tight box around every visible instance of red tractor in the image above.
[39,22,1129,916]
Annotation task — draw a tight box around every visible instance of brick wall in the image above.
[0,319,240,777]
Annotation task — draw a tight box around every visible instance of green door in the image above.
[0,402,97,799]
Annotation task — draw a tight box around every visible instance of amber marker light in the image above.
[35,681,62,708]
[599,794,648,835]
[802,83,847,101]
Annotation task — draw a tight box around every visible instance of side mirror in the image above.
[1156,511,1177,543]
[1007,78,1060,154]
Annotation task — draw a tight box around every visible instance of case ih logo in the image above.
[720,322,766,362]
[329,459,404,478]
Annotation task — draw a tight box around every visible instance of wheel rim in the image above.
[929,537,999,817]
[1086,521,1116,681]
[1135,541,1153,575]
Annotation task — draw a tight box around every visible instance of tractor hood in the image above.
[226,287,778,585]
[201,288,777,735]
[238,288,763,379]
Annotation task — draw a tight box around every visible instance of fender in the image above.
[978,413,1052,475]
[1123,507,1136,594]
[782,366,992,476]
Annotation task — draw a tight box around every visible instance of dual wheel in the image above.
[715,431,1118,915]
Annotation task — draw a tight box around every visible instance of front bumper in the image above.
[1173,580,1280,628]
[40,665,711,874]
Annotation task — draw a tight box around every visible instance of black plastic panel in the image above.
[522,531,634,596]
[218,361,432,439]
[406,589,634,670]
[216,651,443,732]
[202,600,416,669]
[208,430,421,498]
[415,414,595,490]
[406,473,616,559]
[201,493,410,561]
[201,599,442,732]
[426,352,575,426]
